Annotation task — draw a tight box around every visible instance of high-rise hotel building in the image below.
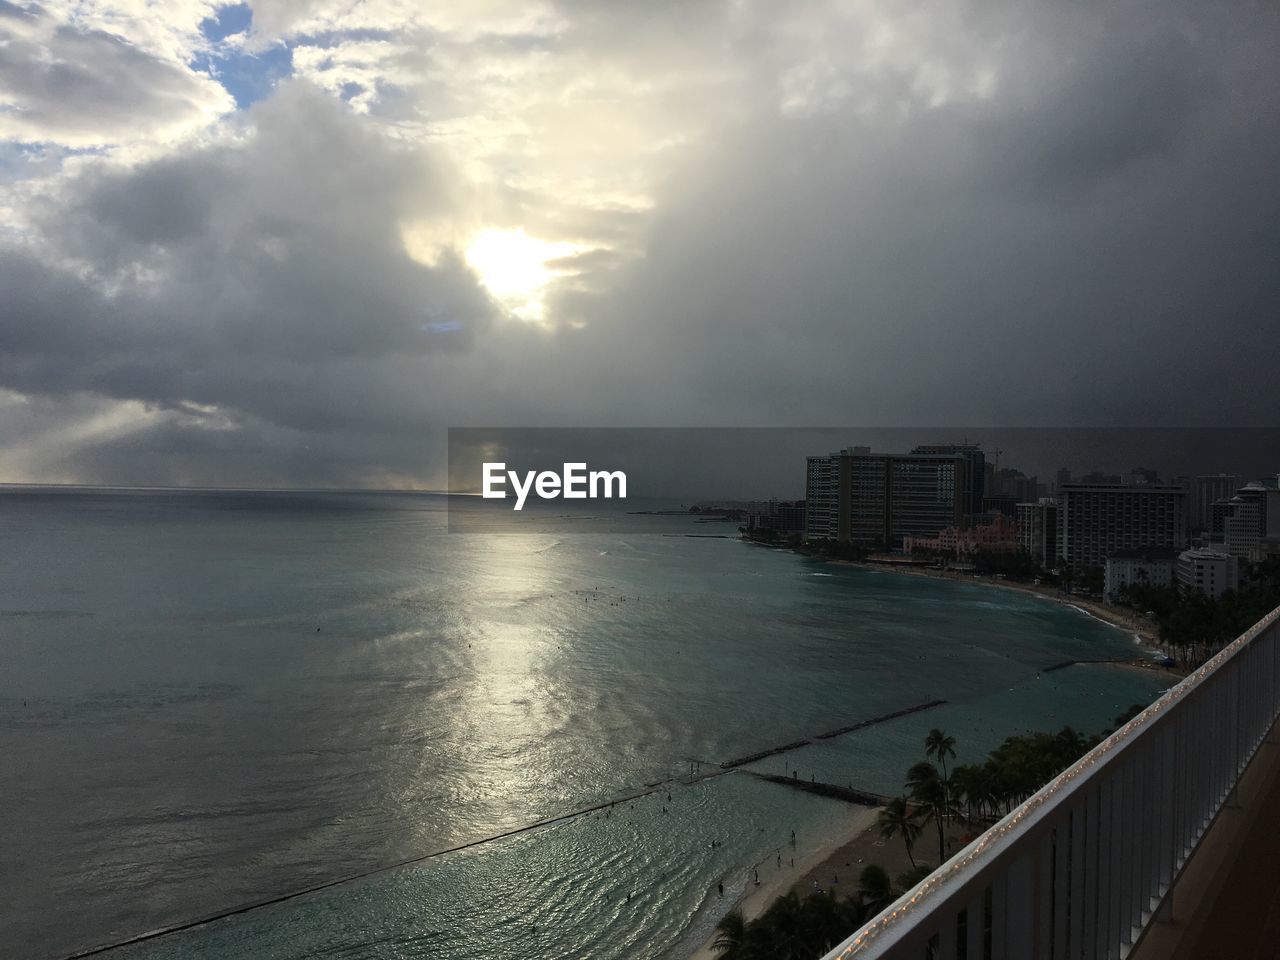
[804,445,981,548]
[1057,483,1187,572]
[1189,473,1240,533]
[1016,499,1059,569]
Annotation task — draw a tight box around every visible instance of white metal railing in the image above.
[822,603,1280,960]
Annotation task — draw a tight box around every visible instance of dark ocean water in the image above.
[0,489,1169,959]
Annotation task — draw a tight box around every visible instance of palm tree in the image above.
[757,891,809,960]
[974,764,1000,821]
[837,895,869,934]
[712,909,748,958]
[878,796,922,867]
[799,890,853,955]
[925,728,957,783]
[906,760,941,796]
[1055,725,1087,758]
[949,765,976,826]
[987,760,1014,816]
[857,864,897,917]
[906,761,953,863]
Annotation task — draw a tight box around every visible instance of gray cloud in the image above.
[560,0,1280,427]
[0,2,232,146]
[2,82,504,484]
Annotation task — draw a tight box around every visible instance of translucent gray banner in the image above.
[447,427,1280,534]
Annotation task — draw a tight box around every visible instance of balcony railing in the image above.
[822,603,1280,960]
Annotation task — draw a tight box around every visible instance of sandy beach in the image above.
[685,801,990,960]
[686,804,879,960]
[787,809,985,901]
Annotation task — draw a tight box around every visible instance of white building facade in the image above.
[1104,551,1176,601]
[1177,547,1240,599]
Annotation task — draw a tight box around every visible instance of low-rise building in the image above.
[1104,548,1176,601]
[1249,537,1280,564]
[903,512,1019,557]
[1177,547,1240,599]
[747,499,805,535]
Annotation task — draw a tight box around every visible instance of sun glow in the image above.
[465,228,581,322]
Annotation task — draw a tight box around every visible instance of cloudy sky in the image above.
[1,0,1277,488]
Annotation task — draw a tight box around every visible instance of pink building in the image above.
[903,513,1020,557]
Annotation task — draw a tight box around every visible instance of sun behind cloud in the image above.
[464,228,582,322]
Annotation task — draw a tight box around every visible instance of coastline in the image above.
[830,559,1184,672]
[686,804,880,960]
[684,548,1184,959]
[741,536,1168,657]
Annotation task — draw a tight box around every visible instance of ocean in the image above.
[0,489,1171,959]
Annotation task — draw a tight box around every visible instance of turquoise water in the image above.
[0,490,1170,959]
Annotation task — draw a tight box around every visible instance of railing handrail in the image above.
[824,602,1280,958]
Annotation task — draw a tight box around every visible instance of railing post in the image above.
[936,913,959,960]
[1085,783,1105,957]
[1053,820,1069,959]
[1069,799,1086,957]
[1037,832,1053,960]
[1264,624,1274,737]
[1004,851,1037,959]
[1107,767,1125,959]
[1159,721,1175,897]
[1226,666,1242,808]
[1125,752,1141,946]
[1092,779,1112,959]
[991,871,1008,959]
[964,891,985,960]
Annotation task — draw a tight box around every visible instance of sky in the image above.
[0,0,1277,489]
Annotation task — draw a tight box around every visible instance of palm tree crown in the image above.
[712,909,747,958]
[925,728,957,782]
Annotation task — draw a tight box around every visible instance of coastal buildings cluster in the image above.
[785,443,1280,602]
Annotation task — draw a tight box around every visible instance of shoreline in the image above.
[828,558,1188,676]
[740,536,1170,658]
[686,804,880,960]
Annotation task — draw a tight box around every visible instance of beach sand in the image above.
[686,804,879,960]
[686,804,988,960]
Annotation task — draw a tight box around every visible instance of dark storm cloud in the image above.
[8,84,495,421]
[2,0,1279,487]
[975,8,1211,191]
[558,0,1280,429]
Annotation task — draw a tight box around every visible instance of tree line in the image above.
[1113,557,1280,658]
